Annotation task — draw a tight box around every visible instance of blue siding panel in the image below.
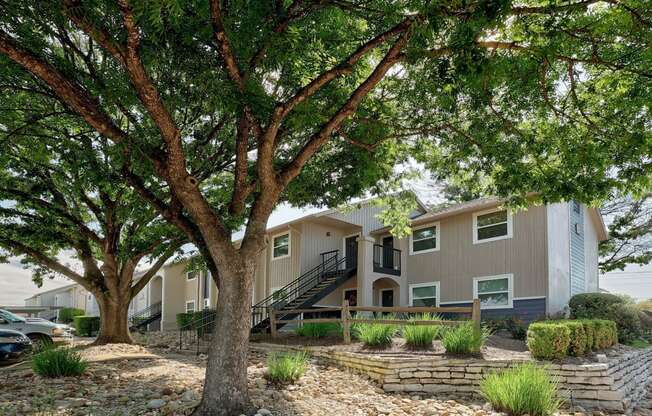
[441,298,547,324]
[570,202,585,296]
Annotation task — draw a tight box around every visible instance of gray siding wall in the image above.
[547,202,571,314]
[570,202,586,296]
[325,202,424,236]
[268,227,301,291]
[404,205,548,303]
[584,207,600,292]
[299,221,358,273]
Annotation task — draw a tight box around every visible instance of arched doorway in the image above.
[372,277,400,307]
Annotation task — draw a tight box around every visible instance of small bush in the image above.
[579,320,595,351]
[527,322,570,360]
[354,316,398,347]
[72,316,100,337]
[593,320,613,349]
[31,347,88,377]
[563,321,587,357]
[608,304,642,343]
[481,363,562,416]
[569,293,623,319]
[265,351,309,384]
[505,317,528,341]
[295,322,340,338]
[402,313,442,348]
[442,323,490,355]
[57,308,85,324]
[176,312,193,328]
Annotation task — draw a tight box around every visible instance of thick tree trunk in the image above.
[193,260,255,416]
[93,294,134,345]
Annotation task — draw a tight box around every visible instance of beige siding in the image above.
[268,228,301,292]
[315,278,358,306]
[161,262,190,330]
[299,220,358,273]
[405,205,547,302]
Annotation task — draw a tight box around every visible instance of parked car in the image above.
[25,317,76,334]
[0,309,73,347]
[0,329,32,364]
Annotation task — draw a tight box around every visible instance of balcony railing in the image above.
[373,244,401,276]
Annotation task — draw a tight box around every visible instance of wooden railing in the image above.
[269,299,481,343]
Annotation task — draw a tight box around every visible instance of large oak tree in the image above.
[0,0,649,414]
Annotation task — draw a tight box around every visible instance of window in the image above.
[473,208,512,244]
[409,282,440,307]
[473,274,513,309]
[203,298,210,308]
[185,301,196,313]
[186,270,198,281]
[409,223,440,254]
[272,232,290,259]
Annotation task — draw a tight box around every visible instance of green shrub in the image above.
[527,322,570,360]
[265,351,309,384]
[31,347,88,377]
[562,321,587,357]
[72,316,100,337]
[481,363,562,416]
[354,316,398,347]
[505,317,528,341]
[176,312,193,328]
[402,313,442,348]
[57,308,85,324]
[442,323,490,355]
[569,293,624,319]
[295,322,340,338]
[593,319,617,349]
[579,320,595,351]
[608,304,641,343]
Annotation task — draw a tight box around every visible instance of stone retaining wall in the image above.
[250,343,652,413]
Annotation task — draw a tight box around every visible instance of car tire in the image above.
[27,333,52,350]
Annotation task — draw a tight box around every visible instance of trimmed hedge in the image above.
[58,308,85,324]
[527,323,571,360]
[527,319,617,359]
[73,315,100,337]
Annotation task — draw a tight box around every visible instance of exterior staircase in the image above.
[128,301,162,332]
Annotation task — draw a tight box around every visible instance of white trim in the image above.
[342,232,361,256]
[472,207,513,244]
[202,271,211,304]
[409,222,440,255]
[379,288,395,307]
[185,300,196,313]
[186,270,198,281]
[408,281,440,307]
[473,274,514,309]
[271,231,291,260]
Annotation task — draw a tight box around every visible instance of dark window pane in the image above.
[413,297,437,307]
[413,226,436,241]
[273,245,289,258]
[477,223,508,240]
[477,278,508,293]
[479,293,509,307]
[477,210,507,227]
[274,234,289,248]
[413,238,436,252]
[412,285,437,298]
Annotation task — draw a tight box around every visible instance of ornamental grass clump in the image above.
[402,313,443,348]
[31,347,88,378]
[442,322,490,354]
[265,351,309,384]
[295,322,340,338]
[354,315,398,347]
[480,363,562,416]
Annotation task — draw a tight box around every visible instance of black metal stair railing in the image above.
[251,249,348,330]
[372,244,401,276]
[128,301,162,331]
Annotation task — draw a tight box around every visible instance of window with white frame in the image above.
[409,282,440,307]
[473,274,513,309]
[203,298,210,308]
[186,270,198,281]
[185,300,196,313]
[473,208,512,243]
[410,223,440,254]
[272,233,290,259]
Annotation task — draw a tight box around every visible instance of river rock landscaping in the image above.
[2,338,652,416]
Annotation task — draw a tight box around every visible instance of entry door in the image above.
[381,289,394,307]
[382,236,394,269]
[345,235,358,269]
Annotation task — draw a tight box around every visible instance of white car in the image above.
[0,309,73,346]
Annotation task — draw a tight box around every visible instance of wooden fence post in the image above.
[270,308,278,339]
[342,299,351,344]
[472,299,481,331]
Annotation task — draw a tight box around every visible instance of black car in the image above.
[0,329,32,364]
